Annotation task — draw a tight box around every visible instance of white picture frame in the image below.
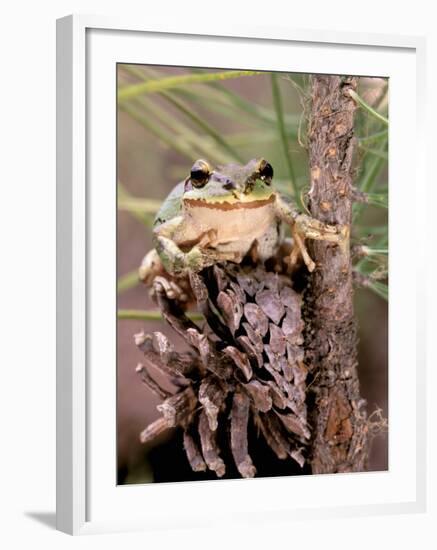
[56,14,427,535]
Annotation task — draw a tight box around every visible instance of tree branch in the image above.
[306,75,369,473]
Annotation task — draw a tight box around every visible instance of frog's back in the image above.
[154,180,185,227]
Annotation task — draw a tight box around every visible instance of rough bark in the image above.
[306,75,369,473]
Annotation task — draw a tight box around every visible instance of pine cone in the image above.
[135,260,310,479]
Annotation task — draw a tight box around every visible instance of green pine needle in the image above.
[118,309,204,321]
[348,89,389,126]
[118,70,263,101]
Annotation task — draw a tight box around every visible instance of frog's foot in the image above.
[152,276,190,303]
[208,249,243,264]
[139,249,165,285]
[290,215,349,272]
[294,214,341,241]
[185,246,242,272]
[155,235,243,276]
[140,249,191,303]
[197,229,218,248]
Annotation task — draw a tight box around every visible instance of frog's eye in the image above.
[190,159,210,188]
[258,159,274,184]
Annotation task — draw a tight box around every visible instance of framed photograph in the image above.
[56,15,427,535]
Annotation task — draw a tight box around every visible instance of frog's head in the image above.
[182,158,275,208]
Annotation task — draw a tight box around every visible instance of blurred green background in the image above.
[116,65,388,484]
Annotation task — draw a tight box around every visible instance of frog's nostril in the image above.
[223,180,236,190]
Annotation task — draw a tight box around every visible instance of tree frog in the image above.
[139,158,346,297]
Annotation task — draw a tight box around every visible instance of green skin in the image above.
[139,158,346,287]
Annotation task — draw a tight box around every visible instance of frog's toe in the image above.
[215,250,243,263]
[139,249,164,285]
[153,276,189,303]
[294,214,347,246]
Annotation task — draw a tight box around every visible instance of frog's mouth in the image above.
[183,195,275,210]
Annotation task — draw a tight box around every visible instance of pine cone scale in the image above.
[136,260,310,479]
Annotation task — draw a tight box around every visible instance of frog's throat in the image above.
[183,195,275,211]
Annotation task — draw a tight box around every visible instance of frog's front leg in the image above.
[156,235,240,276]
[274,195,348,272]
[152,217,213,275]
